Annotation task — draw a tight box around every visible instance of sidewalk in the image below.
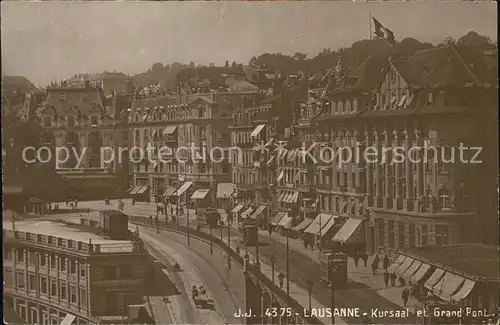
[254,227,419,313]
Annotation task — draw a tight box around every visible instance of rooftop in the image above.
[3,218,138,253]
[402,243,500,280]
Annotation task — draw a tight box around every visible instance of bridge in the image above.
[129,216,324,325]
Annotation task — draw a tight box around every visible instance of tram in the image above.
[238,218,258,246]
[320,251,348,287]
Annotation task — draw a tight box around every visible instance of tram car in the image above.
[238,218,258,246]
[320,251,348,287]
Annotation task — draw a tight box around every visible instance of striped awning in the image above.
[163,125,177,135]
[217,183,233,199]
[278,214,293,228]
[191,189,210,200]
[173,181,193,196]
[231,204,244,213]
[250,205,267,220]
[270,212,287,225]
[241,207,254,218]
[250,124,266,137]
[292,218,313,232]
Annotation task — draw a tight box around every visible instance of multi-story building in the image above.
[3,219,150,324]
[230,77,307,228]
[35,81,132,199]
[128,89,256,206]
[305,46,497,254]
[66,72,134,96]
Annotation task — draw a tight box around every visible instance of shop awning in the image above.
[152,129,157,137]
[130,186,142,195]
[277,170,284,182]
[173,181,193,197]
[318,215,338,236]
[191,189,210,200]
[401,260,422,281]
[310,198,319,208]
[288,192,299,204]
[163,187,176,197]
[163,125,177,135]
[283,192,293,203]
[304,213,325,235]
[409,263,431,283]
[292,218,313,232]
[424,268,446,291]
[241,207,254,218]
[60,313,76,325]
[136,186,149,195]
[125,186,134,194]
[332,218,363,244]
[278,191,286,202]
[250,205,267,220]
[217,183,233,199]
[278,214,293,228]
[451,279,476,303]
[388,255,406,274]
[271,212,287,225]
[432,272,466,302]
[250,124,266,137]
[395,257,415,277]
[231,204,244,213]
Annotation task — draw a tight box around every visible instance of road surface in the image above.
[137,225,246,325]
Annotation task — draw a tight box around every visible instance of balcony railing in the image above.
[56,167,110,174]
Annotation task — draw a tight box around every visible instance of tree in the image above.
[224,60,230,68]
[249,56,258,67]
[292,52,307,61]
[209,63,215,68]
[457,31,495,50]
[189,61,196,69]
[231,61,238,69]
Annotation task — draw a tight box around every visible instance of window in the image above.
[60,282,67,300]
[50,255,56,269]
[4,248,12,260]
[16,271,25,289]
[40,277,48,294]
[439,186,451,210]
[43,117,51,127]
[67,116,75,126]
[70,285,77,304]
[51,280,57,296]
[4,270,14,286]
[80,288,87,307]
[17,249,24,263]
[70,260,77,274]
[60,257,66,272]
[80,265,86,278]
[40,254,47,267]
[29,274,36,291]
[435,224,449,246]
[427,91,433,104]
[90,116,98,126]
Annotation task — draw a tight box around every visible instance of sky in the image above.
[1,2,497,86]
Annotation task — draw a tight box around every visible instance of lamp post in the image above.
[209,225,213,254]
[329,281,335,325]
[306,279,313,313]
[186,190,190,246]
[271,254,276,283]
[286,233,290,296]
[227,206,231,270]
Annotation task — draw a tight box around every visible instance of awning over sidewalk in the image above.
[395,257,415,277]
[332,218,363,244]
[163,125,177,135]
[173,181,193,197]
[241,207,254,218]
[387,255,406,274]
[191,189,210,200]
[288,192,299,204]
[231,204,244,213]
[318,215,339,236]
[409,263,431,283]
[401,260,422,281]
[60,313,76,325]
[130,186,143,195]
[250,205,267,220]
[283,192,294,203]
[304,213,328,235]
[250,124,266,137]
[431,272,466,302]
[292,218,313,232]
[424,268,446,291]
[217,183,233,199]
[136,186,149,195]
[278,191,287,202]
[278,214,293,228]
[451,279,476,302]
[270,212,287,226]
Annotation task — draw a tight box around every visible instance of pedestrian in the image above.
[362,252,368,267]
[390,273,397,286]
[268,226,272,236]
[278,273,285,288]
[374,254,380,269]
[399,277,406,287]
[303,239,308,250]
[383,255,390,270]
[384,270,390,287]
[402,288,410,306]
[354,251,360,267]
[236,245,240,255]
[371,261,377,275]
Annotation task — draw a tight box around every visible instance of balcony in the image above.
[298,119,311,126]
[57,167,110,174]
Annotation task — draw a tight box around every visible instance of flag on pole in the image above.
[372,17,396,46]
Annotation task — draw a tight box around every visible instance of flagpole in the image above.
[369,12,372,41]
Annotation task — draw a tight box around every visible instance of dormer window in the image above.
[427,91,433,105]
[67,116,75,127]
[398,94,407,108]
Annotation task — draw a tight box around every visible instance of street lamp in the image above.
[209,225,213,254]
[286,233,290,296]
[271,254,276,283]
[227,207,231,270]
[306,279,313,313]
[329,281,335,324]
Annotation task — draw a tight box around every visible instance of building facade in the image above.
[3,225,149,324]
[35,82,132,199]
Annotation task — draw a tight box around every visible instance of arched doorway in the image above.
[88,131,102,168]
